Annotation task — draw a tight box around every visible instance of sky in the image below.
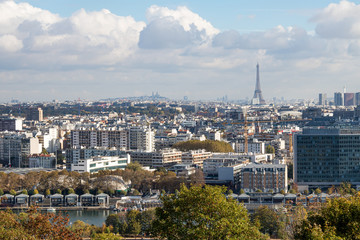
[1,0,360,102]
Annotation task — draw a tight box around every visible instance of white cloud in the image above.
[2,1,360,101]
[0,34,23,52]
[312,0,360,38]
[139,5,219,49]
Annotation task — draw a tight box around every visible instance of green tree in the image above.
[56,189,62,194]
[265,145,275,154]
[105,214,121,233]
[151,184,264,239]
[252,206,280,237]
[9,189,16,196]
[33,189,39,195]
[126,210,141,235]
[0,189,4,196]
[295,194,360,239]
[125,162,143,171]
[172,140,234,153]
[21,189,28,195]
[68,188,75,194]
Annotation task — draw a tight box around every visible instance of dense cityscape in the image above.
[1,64,360,239]
[2,0,360,239]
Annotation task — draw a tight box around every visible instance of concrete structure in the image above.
[203,153,249,177]
[0,132,41,167]
[318,93,327,106]
[71,129,129,149]
[168,163,196,176]
[71,155,130,173]
[65,147,127,170]
[27,107,43,121]
[131,149,182,168]
[232,139,265,154]
[295,127,360,190]
[129,126,155,152]
[334,92,344,106]
[152,148,182,168]
[240,163,288,193]
[181,149,212,167]
[0,117,22,131]
[344,93,355,106]
[28,154,56,168]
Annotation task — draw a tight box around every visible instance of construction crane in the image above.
[223,117,310,154]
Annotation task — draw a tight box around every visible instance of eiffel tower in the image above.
[252,63,266,105]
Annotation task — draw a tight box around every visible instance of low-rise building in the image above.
[71,155,130,173]
[181,149,212,167]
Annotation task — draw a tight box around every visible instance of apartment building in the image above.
[181,149,212,167]
[240,163,288,193]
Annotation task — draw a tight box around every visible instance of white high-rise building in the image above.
[129,126,155,152]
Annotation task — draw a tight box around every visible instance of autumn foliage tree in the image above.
[0,207,81,239]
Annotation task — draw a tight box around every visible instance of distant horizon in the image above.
[1,1,360,101]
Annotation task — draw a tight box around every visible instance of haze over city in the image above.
[1,0,360,102]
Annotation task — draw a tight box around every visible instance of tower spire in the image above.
[252,63,266,105]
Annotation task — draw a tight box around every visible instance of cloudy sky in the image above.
[1,0,360,102]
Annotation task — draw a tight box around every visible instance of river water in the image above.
[57,209,112,226]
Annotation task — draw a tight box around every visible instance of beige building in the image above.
[181,149,212,167]
[131,148,182,169]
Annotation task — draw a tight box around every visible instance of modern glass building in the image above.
[294,127,360,190]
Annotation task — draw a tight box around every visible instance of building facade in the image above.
[71,155,130,173]
[240,163,288,193]
[295,127,360,190]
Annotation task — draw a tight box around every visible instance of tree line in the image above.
[0,162,204,197]
[173,139,234,152]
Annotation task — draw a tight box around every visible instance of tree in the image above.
[126,210,141,235]
[314,188,322,194]
[151,184,264,239]
[125,162,143,171]
[252,206,280,237]
[105,214,121,233]
[68,188,75,194]
[41,148,49,155]
[294,194,360,239]
[9,189,16,196]
[0,207,81,239]
[172,140,234,153]
[56,189,62,194]
[0,189,4,196]
[45,189,51,196]
[265,145,275,154]
[33,189,39,195]
[22,189,28,195]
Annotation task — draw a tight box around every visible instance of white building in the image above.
[71,155,130,173]
[203,153,249,177]
[232,139,265,154]
[29,154,56,168]
[129,126,155,152]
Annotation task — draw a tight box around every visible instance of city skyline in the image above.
[1,0,360,101]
